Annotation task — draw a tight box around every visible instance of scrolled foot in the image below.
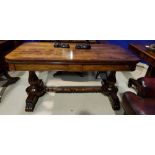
[25,93,40,112]
[112,102,120,110]
[25,102,35,112]
[25,71,46,112]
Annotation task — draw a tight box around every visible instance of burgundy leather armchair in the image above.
[122,78,155,115]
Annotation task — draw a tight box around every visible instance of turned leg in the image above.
[26,71,46,112]
[101,71,120,110]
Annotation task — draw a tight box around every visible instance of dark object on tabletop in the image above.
[122,77,155,115]
[53,40,93,78]
[145,44,155,52]
[75,40,91,49]
[54,41,70,48]
[129,43,155,77]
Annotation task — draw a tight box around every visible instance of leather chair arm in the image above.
[139,78,155,98]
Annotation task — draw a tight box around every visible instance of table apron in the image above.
[8,63,136,71]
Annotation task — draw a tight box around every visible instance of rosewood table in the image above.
[129,44,155,77]
[5,42,139,112]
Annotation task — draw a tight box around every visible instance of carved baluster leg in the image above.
[25,71,46,112]
[101,71,120,110]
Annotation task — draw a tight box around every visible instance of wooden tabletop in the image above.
[6,42,139,64]
[129,43,155,67]
[5,42,139,71]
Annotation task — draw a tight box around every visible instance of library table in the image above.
[5,42,139,112]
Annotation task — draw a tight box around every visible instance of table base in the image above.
[25,71,120,112]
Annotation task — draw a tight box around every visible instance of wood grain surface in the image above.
[5,42,139,71]
[129,44,155,67]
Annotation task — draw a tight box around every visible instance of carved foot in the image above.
[102,82,120,110]
[25,72,46,112]
[26,93,41,112]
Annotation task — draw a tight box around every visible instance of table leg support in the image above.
[101,71,120,110]
[0,70,20,103]
[26,71,46,112]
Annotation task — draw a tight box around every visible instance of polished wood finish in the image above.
[25,70,120,111]
[46,86,102,93]
[129,44,155,77]
[26,71,46,112]
[8,64,136,71]
[5,42,139,112]
[6,42,138,69]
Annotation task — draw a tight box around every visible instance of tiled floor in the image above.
[0,63,148,115]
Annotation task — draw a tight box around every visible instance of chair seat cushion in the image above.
[122,92,155,115]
